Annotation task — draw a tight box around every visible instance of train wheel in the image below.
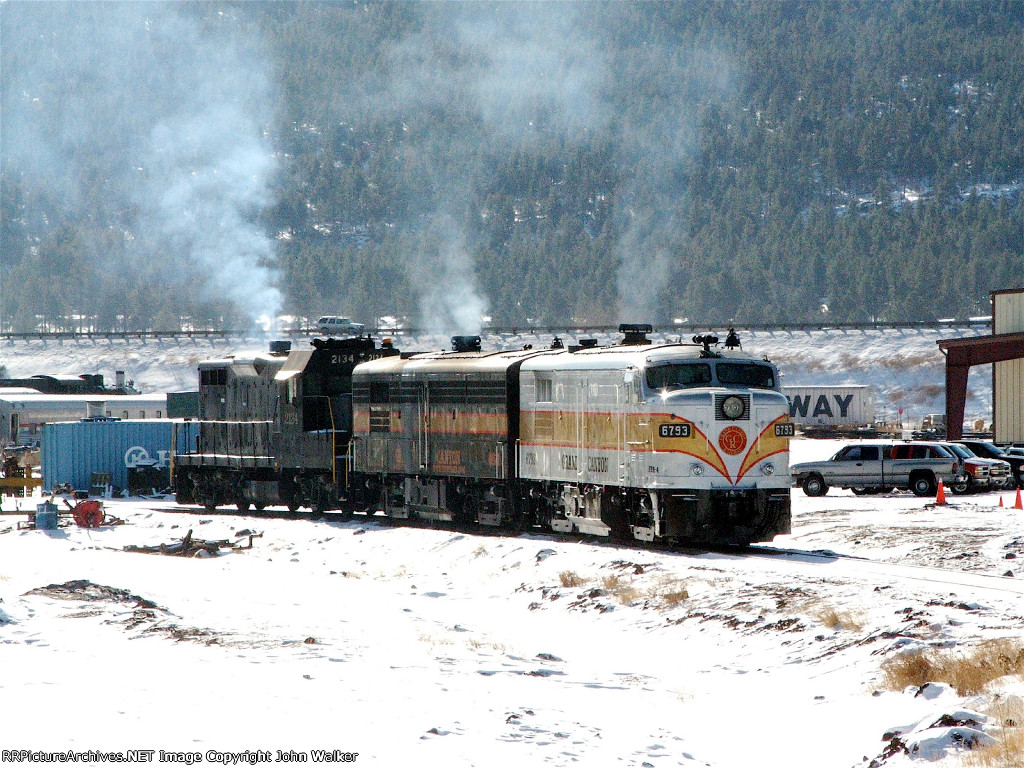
[236,500,251,513]
[204,503,218,513]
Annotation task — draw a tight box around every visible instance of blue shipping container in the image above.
[41,419,199,493]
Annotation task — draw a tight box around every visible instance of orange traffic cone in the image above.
[936,480,947,505]
[999,495,1004,507]
[1015,489,1023,511]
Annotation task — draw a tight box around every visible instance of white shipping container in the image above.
[782,385,875,427]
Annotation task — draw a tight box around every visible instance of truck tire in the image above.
[802,474,828,497]
[950,478,971,495]
[910,473,937,497]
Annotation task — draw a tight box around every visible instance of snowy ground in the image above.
[0,324,996,425]
[1,439,1023,767]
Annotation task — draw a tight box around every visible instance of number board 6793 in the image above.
[658,423,691,439]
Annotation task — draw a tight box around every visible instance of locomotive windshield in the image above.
[644,360,776,392]
[645,363,712,391]
[715,362,776,389]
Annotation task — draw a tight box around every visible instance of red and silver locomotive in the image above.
[175,325,792,546]
[351,325,791,545]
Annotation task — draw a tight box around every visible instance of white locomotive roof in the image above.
[354,347,559,376]
[520,342,770,372]
[352,342,771,377]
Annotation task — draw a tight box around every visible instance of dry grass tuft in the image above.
[558,570,587,588]
[960,699,1024,768]
[881,640,1024,696]
[811,604,864,632]
[600,573,641,605]
[601,574,623,590]
[466,638,507,653]
[647,577,690,609]
[417,633,453,648]
[658,586,691,608]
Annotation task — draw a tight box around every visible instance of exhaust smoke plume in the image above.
[1,3,280,328]
[614,43,741,323]
[329,3,610,336]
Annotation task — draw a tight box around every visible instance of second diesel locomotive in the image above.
[173,325,792,546]
[352,326,791,545]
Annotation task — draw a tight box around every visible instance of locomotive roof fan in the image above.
[619,323,653,345]
[568,338,599,353]
[451,335,482,353]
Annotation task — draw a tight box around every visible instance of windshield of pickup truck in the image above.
[945,444,976,459]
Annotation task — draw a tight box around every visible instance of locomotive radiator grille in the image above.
[369,408,391,433]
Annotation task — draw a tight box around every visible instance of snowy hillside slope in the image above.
[0,325,995,426]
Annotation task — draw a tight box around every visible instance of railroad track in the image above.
[0,318,993,342]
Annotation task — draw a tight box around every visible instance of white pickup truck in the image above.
[791,442,968,497]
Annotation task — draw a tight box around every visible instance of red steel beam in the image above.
[937,332,1024,440]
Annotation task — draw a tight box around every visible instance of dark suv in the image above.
[959,440,1023,489]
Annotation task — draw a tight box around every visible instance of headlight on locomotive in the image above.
[761,462,776,476]
[721,395,746,419]
[691,464,705,476]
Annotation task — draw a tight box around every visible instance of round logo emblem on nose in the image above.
[718,426,747,455]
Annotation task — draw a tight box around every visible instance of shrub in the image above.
[881,639,1024,696]
[558,570,586,588]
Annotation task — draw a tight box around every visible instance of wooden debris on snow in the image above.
[123,528,261,557]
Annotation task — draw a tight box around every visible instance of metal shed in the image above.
[939,289,1024,442]
[41,419,198,494]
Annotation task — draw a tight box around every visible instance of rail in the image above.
[0,317,995,342]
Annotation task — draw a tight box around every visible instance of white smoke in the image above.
[325,4,611,336]
[614,42,741,323]
[1,3,281,326]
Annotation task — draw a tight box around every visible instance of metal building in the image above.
[939,289,1024,442]
[993,289,1024,443]
[0,393,168,446]
[41,419,199,494]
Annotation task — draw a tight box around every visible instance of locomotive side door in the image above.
[616,369,638,484]
[416,380,430,472]
[625,370,652,488]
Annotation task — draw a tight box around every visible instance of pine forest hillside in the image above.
[1,0,1021,334]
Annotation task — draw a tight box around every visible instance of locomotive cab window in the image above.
[536,377,553,403]
[200,368,228,386]
[715,362,776,390]
[645,363,712,392]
